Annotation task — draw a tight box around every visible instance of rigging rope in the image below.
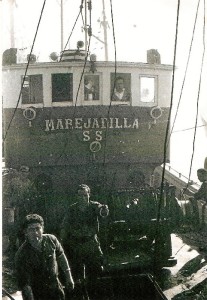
[3,0,47,142]
[153,0,181,275]
[184,0,206,191]
[25,0,85,137]
[59,0,84,61]
[168,0,202,145]
[101,0,117,192]
[156,0,206,263]
[172,124,206,133]
[55,0,92,164]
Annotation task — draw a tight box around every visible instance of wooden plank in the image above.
[164,265,207,299]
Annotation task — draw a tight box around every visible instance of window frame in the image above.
[51,72,73,103]
[139,75,158,106]
[21,74,43,105]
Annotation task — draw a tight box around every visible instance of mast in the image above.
[60,0,64,51]
[102,0,108,61]
[84,0,88,55]
[9,0,16,48]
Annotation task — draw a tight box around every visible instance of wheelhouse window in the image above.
[22,75,43,104]
[140,76,156,103]
[52,73,73,102]
[110,73,131,102]
[84,75,100,100]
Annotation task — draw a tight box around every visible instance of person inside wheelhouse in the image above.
[111,76,131,102]
[84,78,98,100]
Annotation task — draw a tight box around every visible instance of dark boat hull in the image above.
[3,105,170,193]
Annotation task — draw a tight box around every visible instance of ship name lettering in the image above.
[44,117,139,132]
[83,130,103,142]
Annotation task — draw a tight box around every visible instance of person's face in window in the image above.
[115,79,124,92]
[25,223,43,248]
[85,80,93,89]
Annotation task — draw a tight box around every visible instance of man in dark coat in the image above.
[15,214,74,300]
[60,184,109,282]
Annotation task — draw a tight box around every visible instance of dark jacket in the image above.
[194,182,207,202]
[15,234,65,300]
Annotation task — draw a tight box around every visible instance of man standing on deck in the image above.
[60,184,109,284]
[15,214,74,300]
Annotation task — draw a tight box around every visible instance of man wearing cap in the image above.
[15,214,74,300]
[60,184,109,284]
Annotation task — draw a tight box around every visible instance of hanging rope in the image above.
[55,1,92,164]
[168,0,201,146]
[101,0,117,191]
[153,0,181,275]
[3,0,47,142]
[184,0,206,191]
[172,123,206,133]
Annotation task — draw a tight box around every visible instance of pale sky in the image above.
[2,0,207,181]
[2,0,203,64]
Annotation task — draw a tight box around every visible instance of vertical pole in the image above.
[9,0,15,48]
[84,0,88,56]
[102,0,108,61]
[61,0,64,52]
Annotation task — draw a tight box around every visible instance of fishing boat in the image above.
[2,0,173,197]
[2,0,206,299]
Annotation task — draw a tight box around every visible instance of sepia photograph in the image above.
[1,0,207,299]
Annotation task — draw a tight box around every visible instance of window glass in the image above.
[84,75,100,100]
[22,75,43,104]
[52,73,73,102]
[140,77,155,103]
